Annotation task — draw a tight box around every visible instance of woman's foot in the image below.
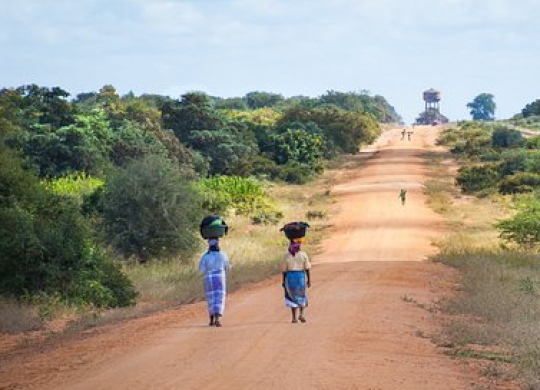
[214,320,222,327]
[298,315,306,323]
[209,315,215,326]
[291,318,298,323]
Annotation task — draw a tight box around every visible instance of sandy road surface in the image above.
[0,127,472,390]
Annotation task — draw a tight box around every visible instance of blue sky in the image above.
[1,0,539,123]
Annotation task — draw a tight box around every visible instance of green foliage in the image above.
[278,106,380,154]
[196,176,276,216]
[491,126,524,148]
[100,155,202,261]
[188,128,258,176]
[318,90,401,123]
[456,164,499,193]
[522,99,540,118]
[498,149,529,177]
[162,92,224,143]
[270,129,324,171]
[0,140,135,307]
[109,120,169,166]
[498,173,540,194]
[467,93,496,121]
[43,172,104,201]
[497,199,540,248]
[525,136,540,150]
[0,85,78,130]
[10,109,113,177]
[276,161,316,184]
[245,91,284,109]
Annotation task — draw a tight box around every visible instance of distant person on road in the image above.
[401,128,406,140]
[399,188,407,206]
[282,239,311,324]
[199,238,230,327]
[407,131,413,141]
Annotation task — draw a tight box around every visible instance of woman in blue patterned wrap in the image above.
[282,240,312,323]
[199,238,231,327]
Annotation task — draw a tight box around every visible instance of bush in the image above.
[197,176,279,217]
[43,172,104,204]
[498,149,529,177]
[498,172,540,194]
[456,164,499,193]
[491,126,524,148]
[277,161,316,184]
[496,199,540,248]
[100,155,202,261]
[0,191,135,308]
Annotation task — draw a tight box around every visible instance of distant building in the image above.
[416,88,449,125]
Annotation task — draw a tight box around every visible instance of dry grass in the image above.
[424,137,540,388]
[0,299,44,334]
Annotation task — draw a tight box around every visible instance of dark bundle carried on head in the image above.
[280,221,310,240]
[200,215,229,239]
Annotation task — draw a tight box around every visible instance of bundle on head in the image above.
[200,215,228,239]
[280,221,310,241]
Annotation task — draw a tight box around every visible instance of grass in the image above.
[0,299,45,334]
[424,132,540,388]
[0,165,335,340]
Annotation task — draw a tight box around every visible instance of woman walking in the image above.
[199,238,230,327]
[282,239,311,323]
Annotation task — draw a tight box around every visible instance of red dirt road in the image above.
[0,127,473,390]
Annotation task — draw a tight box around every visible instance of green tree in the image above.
[270,129,324,170]
[162,92,224,143]
[245,91,284,109]
[467,93,496,121]
[0,135,135,307]
[521,99,540,118]
[100,155,202,261]
[188,128,258,176]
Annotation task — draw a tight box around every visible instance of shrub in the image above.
[496,199,540,248]
[456,164,499,193]
[43,172,104,204]
[498,149,529,177]
[491,126,524,148]
[498,172,540,194]
[196,176,279,217]
[277,161,316,184]
[100,155,202,261]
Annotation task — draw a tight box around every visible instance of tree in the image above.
[467,93,496,121]
[245,91,284,109]
[161,92,224,143]
[0,135,135,307]
[100,155,202,261]
[521,99,540,118]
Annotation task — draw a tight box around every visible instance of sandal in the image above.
[298,316,306,323]
[291,319,298,323]
[214,321,222,327]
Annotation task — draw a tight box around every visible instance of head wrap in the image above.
[288,241,301,256]
[208,238,220,252]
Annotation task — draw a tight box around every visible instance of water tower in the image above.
[423,88,441,115]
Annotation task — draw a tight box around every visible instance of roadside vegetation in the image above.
[425,114,540,388]
[0,85,396,337]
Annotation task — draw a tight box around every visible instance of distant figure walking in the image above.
[407,131,413,141]
[399,188,407,206]
[282,239,311,324]
[199,238,230,327]
[401,128,406,140]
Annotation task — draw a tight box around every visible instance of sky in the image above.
[1,0,539,123]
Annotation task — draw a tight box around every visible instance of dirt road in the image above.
[0,127,472,390]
